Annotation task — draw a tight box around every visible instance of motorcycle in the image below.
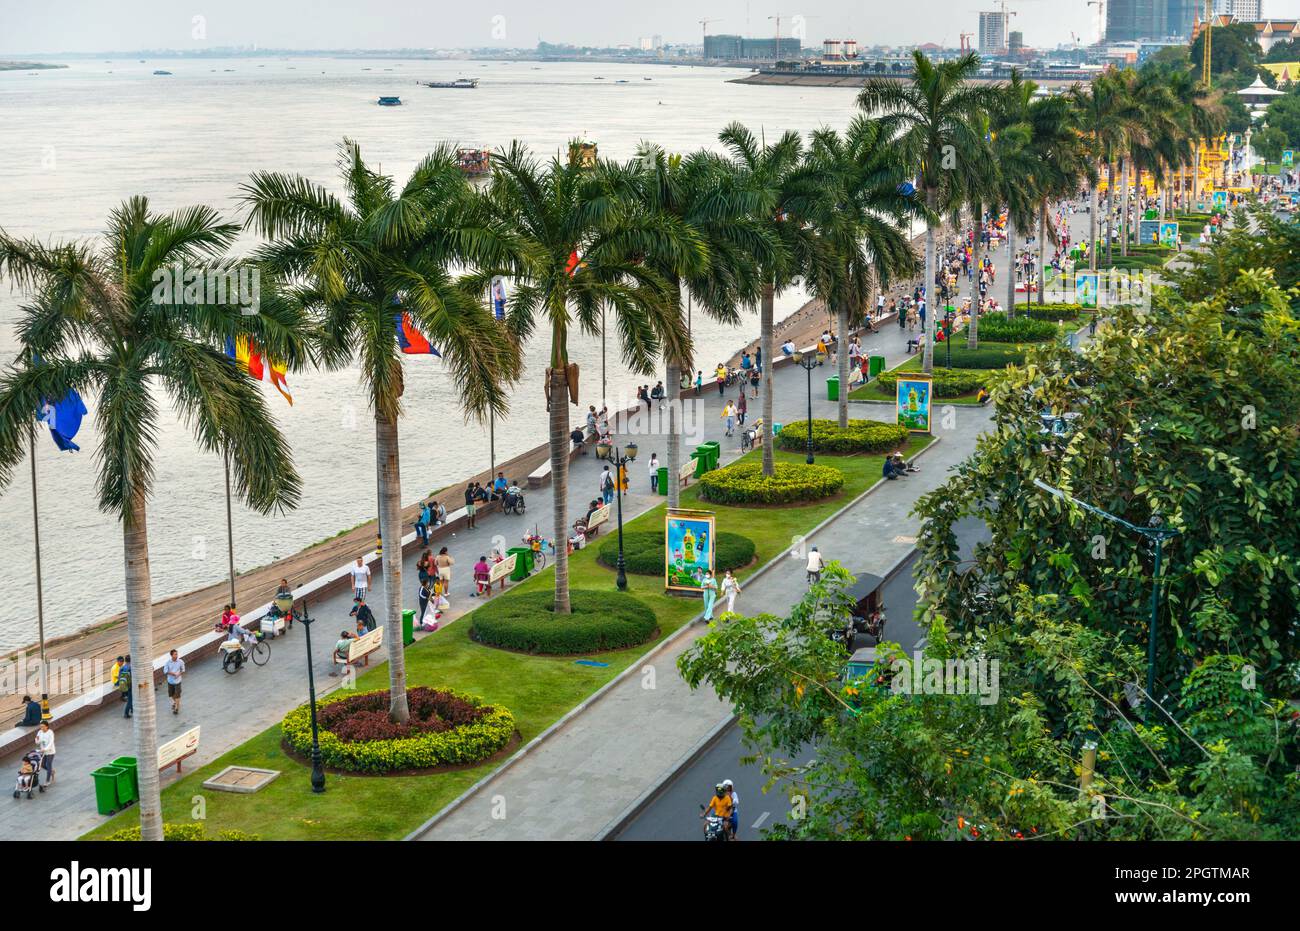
[700,805,731,842]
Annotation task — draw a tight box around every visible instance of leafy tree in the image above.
[1264,39,1300,64]
[0,199,310,839]
[242,140,522,719]
[1189,23,1263,80]
[1254,124,1289,163]
[1265,93,1300,148]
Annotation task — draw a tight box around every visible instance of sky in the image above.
[4,0,1300,55]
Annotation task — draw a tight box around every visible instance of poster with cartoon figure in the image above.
[665,509,715,592]
[896,374,933,433]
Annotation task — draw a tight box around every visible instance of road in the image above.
[611,517,989,841]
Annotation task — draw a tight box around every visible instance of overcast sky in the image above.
[4,0,1300,55]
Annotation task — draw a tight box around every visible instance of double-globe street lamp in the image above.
[294,596,327,793]
[791,349,826,465]
[611,445,636,591]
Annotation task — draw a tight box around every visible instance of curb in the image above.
[405,435,944,841]
[595,544,924,841]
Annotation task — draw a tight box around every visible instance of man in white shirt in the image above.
[806,546,824,585]
[351,557,371,602]
[781,339,796,356]
[163,649,186,715]
[648,453,660,493]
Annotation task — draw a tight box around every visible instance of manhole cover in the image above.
[892,535,916,545]
[202,766,281,794]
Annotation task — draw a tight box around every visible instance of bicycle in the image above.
[220,632,270,674]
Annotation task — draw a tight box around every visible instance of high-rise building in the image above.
[1214,0,1261,20]
[979,11,1008,55]
[703,34,743,59]
[1106,0,1198,42]
[703,34,801,60]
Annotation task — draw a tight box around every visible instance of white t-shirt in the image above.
[351,564,371,588]
[35,730,55,755]
[648,456,659,474]
[807,551,824,572]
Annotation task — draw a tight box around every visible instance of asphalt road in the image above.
[611,517,988,841]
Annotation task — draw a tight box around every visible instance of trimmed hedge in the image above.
[975,313,1060,343]
[281,687,515,773]
[470,590,658,654]
[775,419,909,455]
[598,530,756,576]
[875,369,991,398]
[106,824,260,841]
[1018,303,1086,322]
[921,345,1027,368]
[699,460,846,506]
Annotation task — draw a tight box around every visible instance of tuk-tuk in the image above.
[845,572,887,645]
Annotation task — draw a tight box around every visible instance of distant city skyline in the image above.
[4,0,1300,56]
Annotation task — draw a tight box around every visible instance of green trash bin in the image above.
[91,766,125,815]
[657,466,669,496]
[701,441,720,471]
[868,355,885,380]
[110,756,138,804]
[826,375,839,401]
[506,546,532,582]
[691,447,708,478]
[402,608,415,645]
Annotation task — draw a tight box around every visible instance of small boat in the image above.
[594,76,604,80]
[643,77,652,81]
[420,77,478,89]
[615,79,629,84]
[377,96,402,106]
[153,70,173,75]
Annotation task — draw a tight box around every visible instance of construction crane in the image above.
[698,16,721,44]
[1087,0,1104,45]
[1202,0,1213,86]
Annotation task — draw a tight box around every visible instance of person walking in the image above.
[350,556,371,603]
[119,655,133,718]
[715,363,726,396]
[435,547,455,594]
[648,452,660,493]
[701,569,718,622]
[722,400,735,437]
[600,465,615,505]
[694,370,704,395]
[35,722,55,786]
[735,390,747,426]
[749,366,760,399]
[163,649,186,715]
[721,570,741,615]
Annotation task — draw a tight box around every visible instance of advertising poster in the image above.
[1138,219,1160,245]
[1283,150,1294,169]
[1075,272,1099,308]
[1212,190,1228,212]
[896,374,933,433]
[665,509,716,593]
[1159,221,1179,249]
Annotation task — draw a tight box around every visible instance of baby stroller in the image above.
[14,751,44,799]
[503,489,525,515]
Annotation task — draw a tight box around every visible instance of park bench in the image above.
[678,459,696,488]
[334,626,383,672]
[584,503,611,538]
[158,726,200,775]
[478,553,518,598]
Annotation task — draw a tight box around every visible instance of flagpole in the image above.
[29,426,50,721]
[224,450,236,606]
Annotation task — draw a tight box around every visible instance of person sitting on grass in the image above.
[883,456,904,480]
[976,386,991,405]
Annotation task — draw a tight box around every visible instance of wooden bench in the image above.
[333,626,383,672]
[585,504,611,538]
[678,459,696,488]
[158,726,200,775]
[478,553,518,598]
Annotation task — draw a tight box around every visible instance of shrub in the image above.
[105,823,259,841]
[598,530,755,576]
[470,590,658,654]
[919,345,1027,368]
[699,461,845,505]
[875,369,992,398]
[281,687,514,773]
[975,313,1060,343]
[1017,303,1087,322]
[775,419,909,455]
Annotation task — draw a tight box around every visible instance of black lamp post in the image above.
[792,350,823,465]
[296,597,326,793]
[612,446,629,591]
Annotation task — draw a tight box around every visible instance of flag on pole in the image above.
[565,250,582,277]
[225,336,292,404]
[394,311,442,356]
[38,390,88,452]
[490,276,507,321]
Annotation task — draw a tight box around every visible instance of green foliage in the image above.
[470,590,659,654]
[598,530,755,576]
[933,344,1029,368]
[1019,303,1086,322]
[775,418,909,454]
[698,461,846,505]
[976,312,1061,343]
[105,823,260,841]
[1166,205,1300,303]
[280,688,515,773]
[874,369,991,398]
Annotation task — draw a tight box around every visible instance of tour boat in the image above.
[377,96,402,106]
[420,78,478,89]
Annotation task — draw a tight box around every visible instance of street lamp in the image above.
[1032,479,1181,719]
[295,596,326,793]
[792,349,824,465]
[612,446,630,591]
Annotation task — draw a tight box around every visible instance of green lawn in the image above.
[85,441,930,841]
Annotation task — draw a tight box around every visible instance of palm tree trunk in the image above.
[1037,207,1047,306]
[374,411,409,724]
[967,202,981,350]
[836,301,849,429]
[1193,148,1202,208]
[665,359,681,508]
[1005,216,1016,317]
[122,486,162,841]
[1089,172,1099,272]
[548,364,571,613]
[1105,161,1115,267]
[760,280,775,477]
[922,190,936,374]
[1120,158,1130,257]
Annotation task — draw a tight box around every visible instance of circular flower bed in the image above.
[776,419,909,455]
[699,461,845,506]
[281,686,515,774]
[470,590,658,655]
[598,530,756,576]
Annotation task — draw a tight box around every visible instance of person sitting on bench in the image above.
[906,337,921,354]
[331,630,357,673]
[570,426,586,454]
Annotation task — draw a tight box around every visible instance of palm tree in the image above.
[242,140,522,720]
[952,110,999,349]
[858,51,999,373]
[1021,94,1090,306]
[0,198,308,839]
[793,117,920,422]
[717,124,813,476]
[624,145,769,506]
[485,140,696,613]
[987,72,1042,317]
[1072,72,1143,272]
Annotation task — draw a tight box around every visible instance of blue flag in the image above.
[40,389,88,452]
